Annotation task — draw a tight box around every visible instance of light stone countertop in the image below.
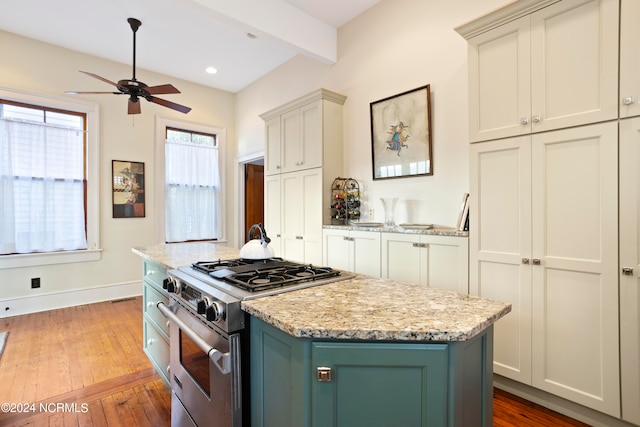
[132,241,238,269]
[242,275,510,341]
[323,224,469,237]
[132,243,511,342]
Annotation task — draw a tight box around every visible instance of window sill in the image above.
[0,248,103,269]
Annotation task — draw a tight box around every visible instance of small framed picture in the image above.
[112,160,145,218]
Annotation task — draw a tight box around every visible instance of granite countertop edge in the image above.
[323,224,469,237]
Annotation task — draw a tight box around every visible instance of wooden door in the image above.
[244,163,264,242]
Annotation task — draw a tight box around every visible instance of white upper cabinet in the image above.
[260,89,346,176]
[459,0,619,142]
[620,0,640,118]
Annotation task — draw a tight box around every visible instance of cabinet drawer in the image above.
[143,281,170,337]
[143,260,167,288]
[144,320,170,384]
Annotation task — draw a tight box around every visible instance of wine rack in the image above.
[330,177,360,225]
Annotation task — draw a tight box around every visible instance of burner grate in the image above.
[223,264,340,292]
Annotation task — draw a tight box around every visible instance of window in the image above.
[165,126,220,242]
[0,99,87,254]
[0,88,99,268]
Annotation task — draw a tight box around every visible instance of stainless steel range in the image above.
[157,257,351,427]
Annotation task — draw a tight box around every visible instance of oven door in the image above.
[158,300,242,427]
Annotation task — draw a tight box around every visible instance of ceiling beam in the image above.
[186,0,337,64]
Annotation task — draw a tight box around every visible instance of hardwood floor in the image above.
[0,298,591,427]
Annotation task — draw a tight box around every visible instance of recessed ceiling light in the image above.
[205,66,218,74]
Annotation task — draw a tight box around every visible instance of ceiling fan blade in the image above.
[128,98,142,115]
[148,96,192,114]
[79,71,120,88]
[65,91,121,95]
[145,84,181,95]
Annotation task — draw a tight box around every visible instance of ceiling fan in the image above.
[66,18,192,115]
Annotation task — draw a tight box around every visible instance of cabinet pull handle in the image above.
[622,267,634,276]
[343,236,354,241]
[412,243,428,248]
[522,258,530,265]
[532,258,541,266]
[276,165,281,169]
[532,115,541,123]
[623,96,635,105]
[296,236,303,240]
[520,116,529,125]
[317,367,332,382]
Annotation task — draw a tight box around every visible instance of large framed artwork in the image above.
[370,84,433,180]
[112,160,145,218]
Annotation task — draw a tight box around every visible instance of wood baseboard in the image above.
[0,281,142,318]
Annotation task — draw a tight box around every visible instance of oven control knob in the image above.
[165,277,180,294]
[196,299,206,314]
[205,302,224,322]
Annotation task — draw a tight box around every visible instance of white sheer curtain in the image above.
[165,140,219,242]
[0,119,87,254]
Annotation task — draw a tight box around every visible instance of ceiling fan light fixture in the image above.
[205,66,218,74]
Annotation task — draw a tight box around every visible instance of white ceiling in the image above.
[0,0,380,93]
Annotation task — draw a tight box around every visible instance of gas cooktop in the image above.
[191,258,341,293]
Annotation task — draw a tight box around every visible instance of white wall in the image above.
[236,0,506,226]
[0,30,236,314]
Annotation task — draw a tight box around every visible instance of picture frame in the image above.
[112,160,145,218]
[370,84,433,180]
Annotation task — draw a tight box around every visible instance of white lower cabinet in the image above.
[620,117,640,426]
[381,232,469,293]
[279,168,323,265]
[322,229,381,277]
[470,122,620,417]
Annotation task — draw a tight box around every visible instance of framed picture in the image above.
[370,84,433,180]
[112,160,145,218]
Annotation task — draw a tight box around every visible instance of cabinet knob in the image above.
[622,267,634,276]
[317,367,332,382]
[532,258,541,266]
[520,117,529,125]
[522,258,530,264]
[532,115,541,123]
[623,96,635,105]
[147,301,155,308]
[147,339,154,346]
[276,165,281,169]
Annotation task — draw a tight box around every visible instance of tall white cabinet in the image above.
[458,0,626,421]
[260,89,346,265]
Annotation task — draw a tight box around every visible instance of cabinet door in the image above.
[470,135,532,384]
[323,229,351,271]
[281,169,323,265]
[311,342,448,427]
[467,16,531,142]
[620,0,640,119]
[264,175,282,257]
[620,117,640,425]
[299,101,323,170]
[280,172,304,261]
[351,231,381,277]
[529,0,618,132]
[280,109,301,173]
[423,235,469,294]
[381,233,425,285]
[264,117,281,175]
[530,122,619,417]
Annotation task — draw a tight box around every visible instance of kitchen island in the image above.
[132,243,511,427]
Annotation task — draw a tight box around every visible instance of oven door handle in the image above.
[157,301,232,375]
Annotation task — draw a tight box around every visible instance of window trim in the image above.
[0,86,101,269]
[154,115,226,244]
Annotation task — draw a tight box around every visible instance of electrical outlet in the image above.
[31,277,40,289]
[368,209,374,219]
